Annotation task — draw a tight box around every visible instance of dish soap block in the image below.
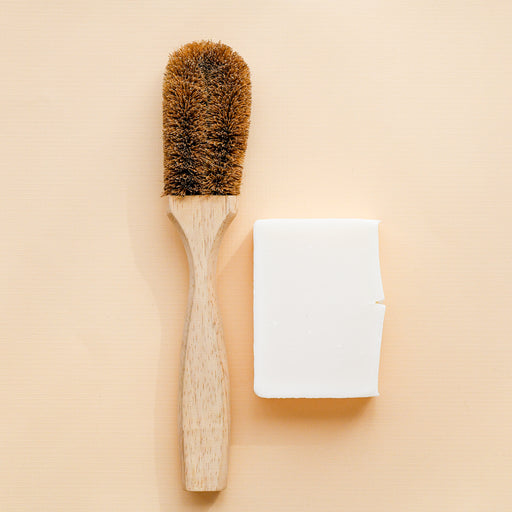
[253,219,385,398]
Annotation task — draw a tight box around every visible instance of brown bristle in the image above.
[163,41,251,196]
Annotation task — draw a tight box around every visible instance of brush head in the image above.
[163,41,251,196]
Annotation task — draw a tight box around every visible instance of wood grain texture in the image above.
[168,195,238,491]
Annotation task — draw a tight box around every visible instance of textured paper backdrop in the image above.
[1,1,512,510]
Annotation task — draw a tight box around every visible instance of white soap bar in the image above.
[253,219,385,398]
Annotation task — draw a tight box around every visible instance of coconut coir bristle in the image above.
[163,41,251,196]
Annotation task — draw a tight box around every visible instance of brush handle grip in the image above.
[168,195,238,492]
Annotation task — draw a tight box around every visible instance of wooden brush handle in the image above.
[168,195,238,492]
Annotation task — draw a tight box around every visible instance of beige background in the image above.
[1,0,512,510]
